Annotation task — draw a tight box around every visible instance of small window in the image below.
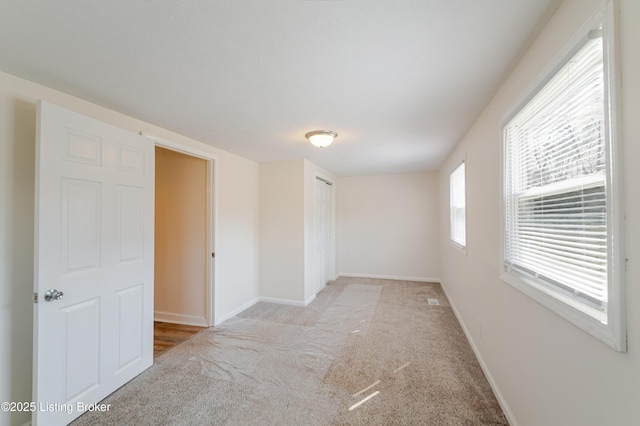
[450,161,466,249]
[501,6,625,351]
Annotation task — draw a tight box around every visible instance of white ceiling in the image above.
[0,0,561,176]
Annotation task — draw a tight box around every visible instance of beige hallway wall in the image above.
[155,147,207,325]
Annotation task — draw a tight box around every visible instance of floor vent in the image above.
[428,298,440,306]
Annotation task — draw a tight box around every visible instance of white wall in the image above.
[214,152,260,323]
[155,147,207,326]
[259,159,337,305]
[337,172,440,282]
[438,1,639,425]
[0,70,260,426]
[259,160,305,303]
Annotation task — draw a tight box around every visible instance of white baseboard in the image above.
[338,272,441,283]
[214,293,318,326]
[258,296,306,307]
[154,311,208,327]
[304,293,316,306]
[440,281,517,426]
[214,297,259,325]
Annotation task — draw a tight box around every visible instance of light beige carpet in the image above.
[72,277,507,425]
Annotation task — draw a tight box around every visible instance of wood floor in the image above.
[154,321,207,358]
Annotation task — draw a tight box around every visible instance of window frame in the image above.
[499,1,626,351]
[449,159,467,252]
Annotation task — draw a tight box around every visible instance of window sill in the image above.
[500,269,625,352]
[450,240,466,255]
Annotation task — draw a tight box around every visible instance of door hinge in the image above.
[34,292,38,304]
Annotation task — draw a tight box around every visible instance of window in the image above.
[450,161,466,249]
[501,6,625,351]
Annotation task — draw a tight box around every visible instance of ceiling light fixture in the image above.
[305,130,337,148]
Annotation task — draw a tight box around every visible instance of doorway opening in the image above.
[153,145,215,356]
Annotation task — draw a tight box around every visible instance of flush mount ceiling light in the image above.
[305,130,337,148]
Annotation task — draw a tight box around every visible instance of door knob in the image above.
[44,289,64,302]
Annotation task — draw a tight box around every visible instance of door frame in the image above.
[141,132,218,327]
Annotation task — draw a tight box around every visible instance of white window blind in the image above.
[450,162,466,248]
[503,34,608,317]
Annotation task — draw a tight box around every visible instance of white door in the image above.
[33,101,154,425]
[314,178,332,293]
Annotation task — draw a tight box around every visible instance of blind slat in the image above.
[450,162,466,246]
[503,35,608,310]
